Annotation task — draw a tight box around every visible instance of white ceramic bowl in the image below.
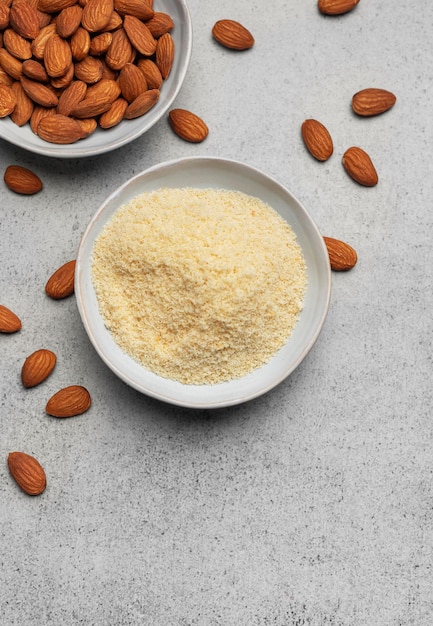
[0,0,192,158]
[75,157,331,408]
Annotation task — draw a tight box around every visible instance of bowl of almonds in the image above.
[0,0,192,157]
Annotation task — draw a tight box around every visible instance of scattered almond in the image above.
[21,348,57,388]
[46,385,91,417]
[4,164,43,194]
[342,146,378,186]
[168,108,209,143]
[212,19,254,50]
[324,236,358,271]
[8,451,47,495]
[318,0,360,15]
[301,119,333,161]
[352,88,396,117]
[45,259,76,299]
[0,304,22,333]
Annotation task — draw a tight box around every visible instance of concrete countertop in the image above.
[1,0,432,624]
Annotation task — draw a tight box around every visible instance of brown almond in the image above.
[118,62,147,102]
[155,31,173,79]
[0,67,14,87]
[37,113,83,143]
[70,26,91,61]
[22,58,49,82]
[168,108,209,143]
[31,23,56,60]
[4,164,42,194]
[144,12,174,38]
[301,119,333,161]
[342,146,378,186]
[29,104,56,133]
[105,27,133,71]
[44,34,72,78]
[21,348,56,387]
[74,55,103,83]
[10,80,33,126]
[89,31,112,55]
[85,76,120,100]
[124,87,158,119]
[323,236,358,271]
[37,0,77,13]
[20,75,58,106]
[3,28,32,60]
[81,0,113,32]
[10,0,40,39]
[71,92,113,117]
[0,47,23,80]
[55,4,82,38]
[102,10,122,32]
[0,304,22,333]
[113,0,153,20]
[318,0,360,15]
[76,116,97,137]
[8,451,46,495]
[123,14,156,56]
[0,82,16,116]
[99,96,127,128]
[57,78,87,115]
[50,62,74,89]
[352,88,396,117]
[45,259,76,298]
[212,19,254,51]
[46,385,91,417]
[0,2,10,30]
[137,58,162,89]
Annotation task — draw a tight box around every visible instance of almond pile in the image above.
[0,0,175,144]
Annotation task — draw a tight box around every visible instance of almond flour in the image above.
[91,187,307,385]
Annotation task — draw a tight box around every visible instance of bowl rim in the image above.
[75,156,332,408]
[0,0,193,158]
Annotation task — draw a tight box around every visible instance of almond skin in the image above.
[0,304,22,333]
[212,19,254,50]
[4,164,43,194]
[323,236,358,271]
[301,119,333,161]
[8,451,47,495]
[21,349,57,388]
[155,32,174,79]
[46,385,91,417]
[37,113,83,144]
[10,1,40,40]
[168,108,209,143]
[342,146,378,186]
[45,259,76,299]
[318,0,360,15]
[81,0,113,33]
[352,88,396,117]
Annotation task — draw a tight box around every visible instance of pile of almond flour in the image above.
[91,187,307,384]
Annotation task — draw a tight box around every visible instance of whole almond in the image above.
[212,19,254,50]
[10,0,40,39]
[318,0,360,15]
[4,164,42,194]
[145,12,174,38]
[57,79,87,115]
[0,48,23,80]
[46,385,91,417]
[3,28,32,60]
[123,14,156,56]
[50,63,74,89]
[81,0,113,32]
[74,55,104,83]
[155,32,174,79]
[342,146,378,186]
[85,77,120,101]
[37,113,83,143]
[76,116,97,137]
[137,58,162,89]
[20,75,58,106]
[44,34,72,78]
[70,26,91,61]
[29,104,56,133]
[71,92,113,117]
[10,80,33,126]
[168,108,209,143]
[0,66,14,87]
[105,27,133,71]
[31,23,57,60]
[0,304,22,333]
[8,451,47,495]
[37,0,77,13]
[45,259,76,298]
[301,119,333,161]
[21,348,57,387]
[352,88,396,117]
[56,4,83,38]
[0,2,10,30]
[118,62,147,102]
[0,83,17,116]
[323,236,358,271]
[89,31,113,56]
[99,96,128,128]
[22,59,50,82]
[124,87,159,119]
[113,0,153,20]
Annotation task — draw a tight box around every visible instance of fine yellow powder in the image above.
[91,187,307,385]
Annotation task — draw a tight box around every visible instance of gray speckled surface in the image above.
[1,1,433,624]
